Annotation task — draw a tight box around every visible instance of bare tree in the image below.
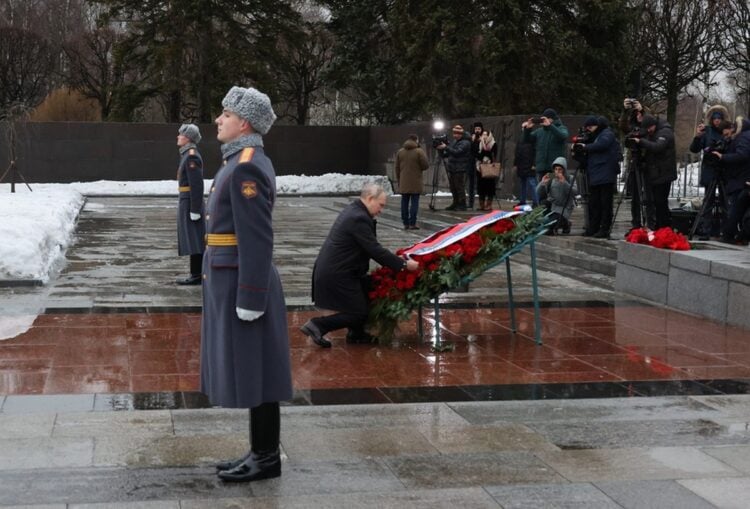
[718,0,750,111]
[633,0,727,124]
[0,27,57,117]
[274,20,335,125]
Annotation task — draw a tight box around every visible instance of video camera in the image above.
[702,138,729,166]
[624,127,643,150]
[431,132,448,149]
[571,127,590,163]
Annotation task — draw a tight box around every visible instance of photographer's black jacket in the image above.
[440,137,472,173]
[720,118,750,195]
[638,118,677,185]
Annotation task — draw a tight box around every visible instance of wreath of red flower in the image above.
[625,227,690,251]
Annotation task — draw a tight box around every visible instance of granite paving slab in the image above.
[171,408,248,436]
[527,418,750,449]
[280,402,469,431]
[384,451,566,489]
[702,445,750,475]
[281,426,438,460]
[419,423,559,453]
[93,434,248,467]
[52,410,174,438]
[677,478,750,509]
[181,487,502,509]
[0,437,93,470]
[536,446,739,482]
[69,503,180,509]
[595,479,717,509]
[0,413,55,438]
[690,395,750,418]
[448,396,720,425]
[2,394,95,414]
[484,482,621,509]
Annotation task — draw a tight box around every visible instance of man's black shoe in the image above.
[300,320,331,348]
[346,330,377,344]
[218,450,281,483]
[593,230,610,239]
[445,204,457,211]
[176,274,201,285]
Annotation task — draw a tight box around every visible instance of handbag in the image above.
[479,161,501,179]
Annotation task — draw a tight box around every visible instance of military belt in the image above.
[206,233,237,246]
[178,186,191,192]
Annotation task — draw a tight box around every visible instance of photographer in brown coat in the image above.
[395,134,429,229]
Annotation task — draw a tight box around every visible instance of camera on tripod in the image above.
[702,138,728,164]
[624,128,643,150]
[571,127,590,164]
[431,132,448,149]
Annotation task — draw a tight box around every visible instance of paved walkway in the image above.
[1,196,750,507]
[1,396,750,507]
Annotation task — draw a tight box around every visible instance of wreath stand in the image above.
[416,223,550,348]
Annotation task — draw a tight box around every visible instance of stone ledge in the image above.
[616,241,750,330]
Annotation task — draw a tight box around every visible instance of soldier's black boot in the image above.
[215,450,251,472]
[176,274,201,285]
[218,403,281,483]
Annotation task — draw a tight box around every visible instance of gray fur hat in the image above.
[178,123,201,143]
[221,86,277,135]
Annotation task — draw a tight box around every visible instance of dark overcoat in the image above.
[177,148,206,256]
[312,200,405,315]
[584,126,620,187]
[200,146,293,409]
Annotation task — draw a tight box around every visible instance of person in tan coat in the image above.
[395,134,429,229]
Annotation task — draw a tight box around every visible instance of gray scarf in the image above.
[179,142,197,155]
[221,133,264,159]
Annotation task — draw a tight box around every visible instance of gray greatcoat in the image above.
[177,147,206,256]
[395,140,429,194]
[312,200,406,316]
[200,145,293,409]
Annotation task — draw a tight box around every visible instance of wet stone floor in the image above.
[2,196,750,507]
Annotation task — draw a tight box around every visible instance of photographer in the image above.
[437,124,472,211]
[536,157,577,234]
[620,98,650,229]
[689,105,730,239]
[522,108,569,184]
[627,115,677,229]
[715,116,750,243]
[575,116,621,238]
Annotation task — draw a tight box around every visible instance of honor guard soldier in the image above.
[175,123,205,285]
[202,86,293,483]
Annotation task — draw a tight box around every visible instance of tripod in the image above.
[428,148,445,211]
[611,150,648,234]
[0,108,33,193]
[688,171,726,240]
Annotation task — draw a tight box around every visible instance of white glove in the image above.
[190,212,201,221]
[236,307,263,321]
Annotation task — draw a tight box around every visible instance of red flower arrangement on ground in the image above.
[366,208,548,342]
[625,227,690,251]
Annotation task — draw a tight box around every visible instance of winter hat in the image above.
[583,115,599,127]
[710,110,725,120]
[472,121,484,130]
[178,123,201,144]
[221,86,277,135]
[641,115,657,129]
[452,125,464,134]
[542,108,558,119]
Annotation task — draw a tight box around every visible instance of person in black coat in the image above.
[715,117,750,242]
[302,184,419,347]
[513,137,537,206]
[627,115,676,229]
[437,125,472,210]
[576,116,621,238]
[175,123,205,284]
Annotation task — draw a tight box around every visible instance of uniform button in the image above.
[202,274,207,280]
[211,187,215,192]
[205,214,210,220]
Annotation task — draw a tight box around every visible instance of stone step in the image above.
[535,235,618,261]
[511,243,617,290]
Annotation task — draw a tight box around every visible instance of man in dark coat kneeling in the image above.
[202,86,292,483]
[302,183,420,347]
